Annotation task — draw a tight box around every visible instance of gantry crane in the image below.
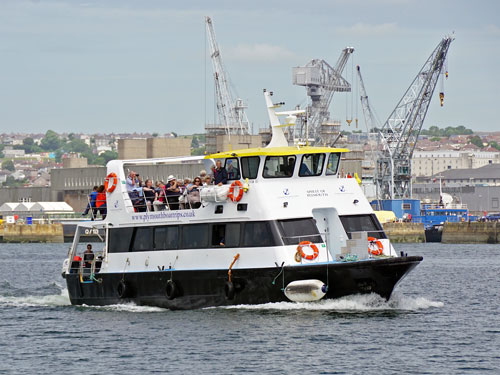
[376,36,453,199]
[292,47,354,145]
[205,16,249,135]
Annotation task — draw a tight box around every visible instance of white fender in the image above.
[284,279,326,302]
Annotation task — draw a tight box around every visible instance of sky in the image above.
[0,0,499,135]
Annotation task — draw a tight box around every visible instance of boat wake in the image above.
[220,293,444,312]
[80,304,166,313]
[0,281,71,308]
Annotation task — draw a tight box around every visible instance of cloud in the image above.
[336,22,399,37]
[225,43,295,63]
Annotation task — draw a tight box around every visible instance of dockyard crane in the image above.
[205,16,249,135]
[376,36,454,199]
[292,47,354,145]
[357,65,381,133]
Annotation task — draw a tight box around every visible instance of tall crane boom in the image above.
[205,16,249,135]
[377,36,453,199]
[357,65,380,132]
[292,47,354,145]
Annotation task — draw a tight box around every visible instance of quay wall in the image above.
[0,223,64,243]
[381,222,425,243]
[442,222,499,244]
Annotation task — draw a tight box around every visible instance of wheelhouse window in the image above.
[182,224,209,249]
[278,218,323,245]
[225,158,240,180]
[211,223,240,247]
[132,227,153,252]
[241,156,260,179]
[339,214,386,239]
[108,227,133,253]
[326,153,341,175]
[242,221,276,247]
[299,154,325,177]
[263,156,296,178]
[154,226,179,250]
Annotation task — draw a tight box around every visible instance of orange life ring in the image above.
[297,241,319,260]
[367,236,384,256]
[228,180,244,202]
[104,172,118,193]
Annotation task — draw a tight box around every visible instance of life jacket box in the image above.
[200,185,229,202]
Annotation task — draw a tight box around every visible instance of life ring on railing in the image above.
[227,180,244,202]
[297,241,319,261]
[367,236,384,256]
[104,172,118,193]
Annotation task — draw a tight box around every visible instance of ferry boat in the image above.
[61,91,422,310]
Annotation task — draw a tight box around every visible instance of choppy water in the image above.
[0,243,499,374]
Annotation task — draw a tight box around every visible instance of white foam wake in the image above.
[220,293,444,312]
[81,303,166,313]
[0,288,71,308]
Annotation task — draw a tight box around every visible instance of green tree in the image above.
[40,130,62,151]
[430,137,441,142]
[469,135,484,148]
[152,132,159,138]
[66,139,91,153]
[191,146,206,156]
[99,150,118,165]
[171,132,178,138]
[489,141,500,150]
[191,136,199,148]
[2,159,15,171]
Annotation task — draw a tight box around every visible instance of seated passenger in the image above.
[187,177,202,209]
[300,162,312,176]
[154,181,166,211]
[203,176,212,186]
[214,160,228,186]
[142,179,157,211]
[127,171,144,212]
[165,175,180,210]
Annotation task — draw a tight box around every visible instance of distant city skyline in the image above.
[1,0,499,135]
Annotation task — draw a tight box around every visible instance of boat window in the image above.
[242,221,276,247]
[224,158,241,180]
[182,224,209,249]
[339,214,386,239]
[132,227,153,252]
[241,156,260,179]
[263,156,296,178]
[326,153,341,175]
[108,227,134,253]
[278,218,323,245]
[211,223,240,247]
[154,226,179,250]
[299,154,325,177]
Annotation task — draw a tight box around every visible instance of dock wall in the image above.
[381,222,425,243]
[442,222,499,244]
[0,223,64,243]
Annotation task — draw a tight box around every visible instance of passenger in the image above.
[187,177,202,209]
[95,185,107,220]
[285,157,295,176]
[142,179,157,211]
[127,171,144,212]
[214,160,228,186]
[83,244,94,268]
[179,178,191,209]
[203,176,212,186]
[154,181,166,211]
[199,170,207,180]
[82,186,98,219]
[299,162,312,176]
[165,175,180,210]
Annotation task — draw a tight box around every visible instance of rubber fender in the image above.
[117,280,128,299]
[165,280,178,300]
[224,281,235,300]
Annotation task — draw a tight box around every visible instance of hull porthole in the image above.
[224,281,235,300]
[165,280,178,300]
[117,280,128,299]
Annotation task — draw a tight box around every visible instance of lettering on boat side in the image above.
[306,189,329,197]
[131,210,196,222]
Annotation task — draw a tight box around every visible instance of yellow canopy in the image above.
[206,146,349,159]
[374,210,397,224]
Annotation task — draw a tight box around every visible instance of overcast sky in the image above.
[0,0,498,135]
